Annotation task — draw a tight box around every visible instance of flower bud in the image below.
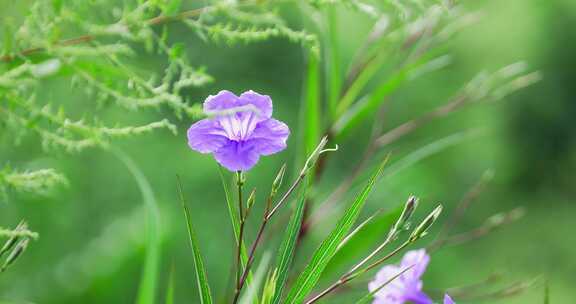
[271,164,286,198]
[246,188,257,211]
[388,196,418,240]
[409,205,443,242]
[0,221,27,257]
[0,238,29,273]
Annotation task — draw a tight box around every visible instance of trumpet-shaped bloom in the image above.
[187,90,289,171]
[444,294,455,304]
[368,249,432,304]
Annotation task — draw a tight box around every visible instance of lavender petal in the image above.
[187,119,228,153]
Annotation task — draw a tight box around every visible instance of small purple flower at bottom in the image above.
[368,249,432,304]
[187,90,290,172]
[444,294,455,304]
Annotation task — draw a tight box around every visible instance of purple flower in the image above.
[368,249,432,304]
[187,90,290,172]
[444,294,455,304]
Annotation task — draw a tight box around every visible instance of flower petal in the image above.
[405,290,433,304]
[213,140,260,172]
[204,90,274,141]
[246,118,290,156]
[400,249,430,280]
[203,90,239,113]
[187,119,228,153]
[238,90,273,118]
[444,294,455,304]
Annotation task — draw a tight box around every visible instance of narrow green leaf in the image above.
[115,150,160,304]
[177,176,213,304]
[544,281,550,304]
[304,50,321,156]
[354,266,413,304]
[272,182,308,304]
[284,160,387,303]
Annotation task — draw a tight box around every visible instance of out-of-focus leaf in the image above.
[326,6,341,119]
[177,176,213,304]
[115,150,160,304]
[261,269,278,304]
[333,70,406,139]
[165,266,175,304]
[239,253,271,304]
[383,130,480,180]
[165,0,182,15]
[544,282,550,304]
[304,51,321,156]
[284,160,387,303]
[334,49,449,139]
[335,48,392,117]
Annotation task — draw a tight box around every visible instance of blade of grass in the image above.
[272,180,309,304]
[177,176,213,304]
[115,149,160,304]
[284,159,388,304]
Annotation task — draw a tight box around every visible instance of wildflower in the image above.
[444,294,455,304]
[187,90,290,171]
[368,249,432,304]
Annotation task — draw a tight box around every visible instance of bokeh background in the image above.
[1,0,574,303]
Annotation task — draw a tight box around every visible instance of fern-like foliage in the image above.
[0,167,67,199]
[0,0,320,198]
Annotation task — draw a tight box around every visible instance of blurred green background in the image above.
[1,0,574,303]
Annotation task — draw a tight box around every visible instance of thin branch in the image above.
[432,208,525,250]
[452,277,540,301]
[235,171,245,289]
[0,7,206,62]
[429,170,493,251]
[375,94,468,147]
